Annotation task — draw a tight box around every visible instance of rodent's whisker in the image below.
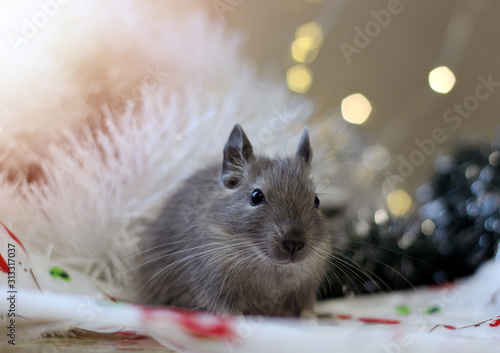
[316,246,397,294]
[336,245,416,291]
[124,238,204,262]
[128,243,213,272]
[159,244,259,306]
[344,240,439,270]
[138,241,257,291]
[326,255,380,293]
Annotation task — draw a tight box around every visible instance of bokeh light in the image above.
[428,66,456,94]
[295,22,323,50]
[286,64,313,93]
[291,38,319,63]
[362,144,390,170]
[421,219,436,236]
[374,209,389,225]
[387,189,413,217]
[291,21,323,64]
[341,93,372,125]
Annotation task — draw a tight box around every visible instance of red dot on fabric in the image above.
[359,317,400,325]
[489,319,500,327]
[0,254,9,273]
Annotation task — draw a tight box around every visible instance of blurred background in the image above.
[1,0,499,215]
[211,0,499,192]
[2,1,499,198]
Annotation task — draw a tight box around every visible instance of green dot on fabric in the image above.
[396,305,411,315]
[50,266,72,282]
[424,306,442,314]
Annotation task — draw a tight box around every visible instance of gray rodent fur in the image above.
[136,124,331,317]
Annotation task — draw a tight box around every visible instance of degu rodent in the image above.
[137,124,331,317]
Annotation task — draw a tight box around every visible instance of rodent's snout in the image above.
[274,226,309,263]
[282,239,305,256]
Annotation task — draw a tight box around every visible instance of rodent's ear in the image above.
[220,124,254,188]
[296,127,312,166]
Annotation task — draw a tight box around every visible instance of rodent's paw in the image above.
[299,308,319,325]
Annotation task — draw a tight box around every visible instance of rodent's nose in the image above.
[282,239,305,255]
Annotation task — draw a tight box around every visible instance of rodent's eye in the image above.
[250,189,265,206]
[314,195,320,209]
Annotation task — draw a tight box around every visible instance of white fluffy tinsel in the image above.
[0,1,315,294]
